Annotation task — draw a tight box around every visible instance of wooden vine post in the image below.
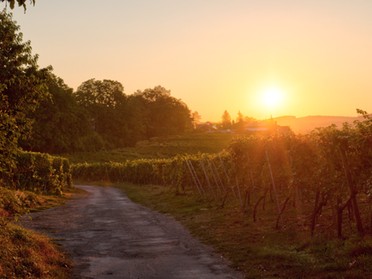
[265,150,280,213]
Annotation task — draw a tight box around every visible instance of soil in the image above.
[22,185,243,279]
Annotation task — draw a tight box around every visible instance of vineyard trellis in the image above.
[72,111,372,239]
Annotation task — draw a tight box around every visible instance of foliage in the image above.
[73,111,372,239]
[134,86,192,137]
[0,0,35,10]
[0,12,194,155]
[75,79,125,110]
[0,186,39,227]
[73,82,193,149]
[0,11,50,137]
[0,11,50,184]
[22,73,104,153]
[0,94,20,186]
[13,151,72,194]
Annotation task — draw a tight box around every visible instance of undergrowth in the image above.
[0,187,72,279]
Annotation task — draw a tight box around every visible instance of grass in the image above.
[0,223,71,278]
[66,133,236,163]
[0,187,75,279]
[117,183,372,279]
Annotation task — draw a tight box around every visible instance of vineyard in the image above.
[73,111,372,239]
[66,133,235,164]
[2,151,72,195]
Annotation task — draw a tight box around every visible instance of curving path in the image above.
[22,185,243,279]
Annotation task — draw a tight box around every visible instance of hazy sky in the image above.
[9,0,372,121]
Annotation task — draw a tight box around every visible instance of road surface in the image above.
[22,185,243,279]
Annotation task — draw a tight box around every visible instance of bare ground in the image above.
[21,185,243,279]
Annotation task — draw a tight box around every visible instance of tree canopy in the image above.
[21,73,104,153]
[135,86,192,137]
[74,82,192,148]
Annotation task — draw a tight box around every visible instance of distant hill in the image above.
[274,115,362,134]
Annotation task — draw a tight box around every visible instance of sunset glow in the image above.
[10,1,372,121]
[260,86,285,110]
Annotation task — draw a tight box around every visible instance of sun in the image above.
[260,85,285,110]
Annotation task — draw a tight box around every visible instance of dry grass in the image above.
[0,223,71,278]
[0,187,75,279]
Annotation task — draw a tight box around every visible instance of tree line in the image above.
[0,11,192,187]
[1,11,193,157]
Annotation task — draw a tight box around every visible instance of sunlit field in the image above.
[1,1,372,278]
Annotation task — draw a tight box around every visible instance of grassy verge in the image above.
[118,183,372,279]
[0,187,74,278]
[0,223,71,278]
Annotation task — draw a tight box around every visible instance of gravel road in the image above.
[22,185,243,279]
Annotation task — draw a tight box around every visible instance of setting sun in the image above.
[260,85,285,110]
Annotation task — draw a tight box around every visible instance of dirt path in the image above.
[22,185,243,279]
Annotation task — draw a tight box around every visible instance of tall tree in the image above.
[0,11,49,185]
[221,110,232,129]
[75,79,127,147]
[0,11,50,136]
[236,111,244,124]
[233,110,246,131]
[192,111,202,129]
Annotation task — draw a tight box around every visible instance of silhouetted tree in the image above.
[192,111,202,129]
[221,110,232,129]
[236,111,244,123]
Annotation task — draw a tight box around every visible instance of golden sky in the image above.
[12,0,372,121]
